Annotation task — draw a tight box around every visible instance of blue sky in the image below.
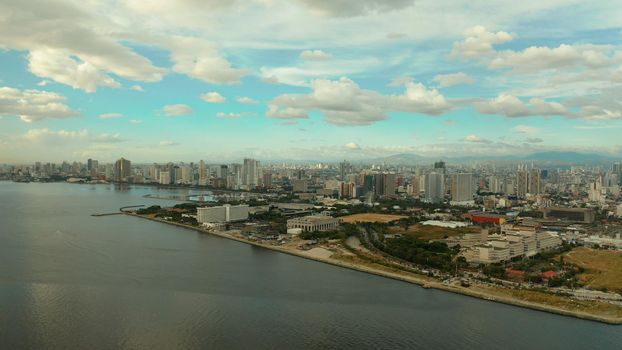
[1,0,621,163]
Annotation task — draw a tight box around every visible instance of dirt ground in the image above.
[340,213,407,224]
[564,247,622,292]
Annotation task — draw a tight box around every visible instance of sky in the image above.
[1,0,622,163]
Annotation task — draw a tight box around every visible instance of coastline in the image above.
[126,213,622,325]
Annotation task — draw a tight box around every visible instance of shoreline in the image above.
[126,213,622,325]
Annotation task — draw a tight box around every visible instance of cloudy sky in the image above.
[1,0,622,163]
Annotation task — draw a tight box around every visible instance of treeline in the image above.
[381,236,458,272]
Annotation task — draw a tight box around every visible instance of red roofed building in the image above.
[541,270,558,281]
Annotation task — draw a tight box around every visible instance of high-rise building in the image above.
[242,158,259,188]
[516,169,529,197]
[425,172,445,203]
[434,160,446,174]
[262,173,273,188]
[529,168,541,195]
[159,171,170,185]
[451,173,474,202]
[113,157,131,182]
[199,160,207,186]
[373,173,396,197]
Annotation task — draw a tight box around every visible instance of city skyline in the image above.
[1,1,622,163]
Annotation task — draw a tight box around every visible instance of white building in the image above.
[287,215,340,232]
[159,171,170,185]
[197,204,249,223]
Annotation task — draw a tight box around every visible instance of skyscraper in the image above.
[242,158,259,188]
[113,157,131,182]
[425,172,445,204]
[529,168,541,195]
[451,173,474,202]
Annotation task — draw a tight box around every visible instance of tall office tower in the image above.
[262,173,273,188]
[339,161,348,181]
[363,175,374,194]
[159,171,170,185]
[488,176,502,193]
[199,160,207,185]
[113,157,131,182]
[242,158,259,188]
[220,165,229,180]
[529,168,541,195]
[87,158,95,171]
[434,160,446,174]
[613,162,622,185]
[425,172,445,204]
[516,169,529,197]
[451,173,474,202]
[180,165,192,184]
[373,173,396,197]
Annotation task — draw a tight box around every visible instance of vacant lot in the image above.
[340,213,407,224]
[564,247,622,292]
[389,224,480,241]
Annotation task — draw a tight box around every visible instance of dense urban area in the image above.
[3,155,622,323]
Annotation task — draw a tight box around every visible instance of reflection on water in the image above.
[0,182,620,349]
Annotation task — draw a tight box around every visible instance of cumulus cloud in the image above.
[92,133,126,143]
[0,87,78,123]
[201,91,226,103]
[98,113,123,119]
[450,26,514,59]
[236,96,258,104]
[474,94,567,118]
[28,49,121,93]
[130,85,145,92]
[297,0,414,17]
[0,1,165,91]
[433,72,475,87]
[489,44,617,72]
[168,36,248,84]
[129,119,144,124]
[512,125,539,134]
[345,142,361,150]
[161,104,193,116]
[267,77,452,126]
[463,134,492,143]
[300,50,331,60]
[23,128,88,144]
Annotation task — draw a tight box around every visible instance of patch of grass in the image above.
[340,213,408,224]
[564,247,622,293]
[390,224,479,240]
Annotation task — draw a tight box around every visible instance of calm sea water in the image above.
[0,182,620,349]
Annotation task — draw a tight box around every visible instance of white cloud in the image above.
[388,76,414,87]
[345,142,361,150]
[23,128,88,144]
[129,119,144,124]
[300,50,331,60]
[236,96,258,104]
[433,72,475,87]
[36,80,49,86]
[267,77,452,126]
[474,94,567,118]
[161,104,193,116]
[93,133,126,143]
[0,86,78,123]
[130,85,145,92]
[28,49,121,93]
[159,140,180,146]
[582,108,621,120]
[98,113,123,119]
[463,134,491,143]
[525,137,544,143]
[489,44,617,72]
[450,26,514,59]
[168,36,248,84]
[201,91,226,103]
[217,112,242,118]
[512,125,539,134]
[266,105,309,119]
[0,2,165,91]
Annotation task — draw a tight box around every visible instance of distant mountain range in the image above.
[364,151,618,165]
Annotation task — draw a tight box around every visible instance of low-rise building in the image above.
[197,204,249,223]
[287,215,340,232]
